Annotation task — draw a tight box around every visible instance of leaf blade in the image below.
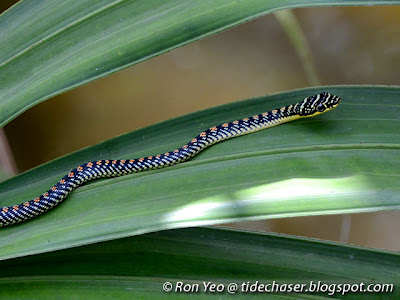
[0,86,399,260]
[1,0,400,126]
[0,227,398,299]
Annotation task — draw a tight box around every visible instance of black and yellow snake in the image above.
[0,92,341,227]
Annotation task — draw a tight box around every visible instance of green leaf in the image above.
[1,0,399,126]
[0,86,399,260]
[0,227,398,299]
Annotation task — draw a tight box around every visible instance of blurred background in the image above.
[1,1,399,251]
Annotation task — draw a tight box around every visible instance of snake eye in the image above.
[317,103,325,112]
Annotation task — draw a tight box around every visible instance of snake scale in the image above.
[0,92,341,227]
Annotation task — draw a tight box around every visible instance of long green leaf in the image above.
[0,86,399,260]
[0,227,398,299]
[0,0,399,126]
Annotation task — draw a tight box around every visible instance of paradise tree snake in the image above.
[0,92,341,227]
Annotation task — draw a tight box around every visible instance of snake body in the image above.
[0,92,341,227]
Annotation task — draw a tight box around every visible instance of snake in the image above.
[0,92,341,227]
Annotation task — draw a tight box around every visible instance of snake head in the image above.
[297,92,341,117]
